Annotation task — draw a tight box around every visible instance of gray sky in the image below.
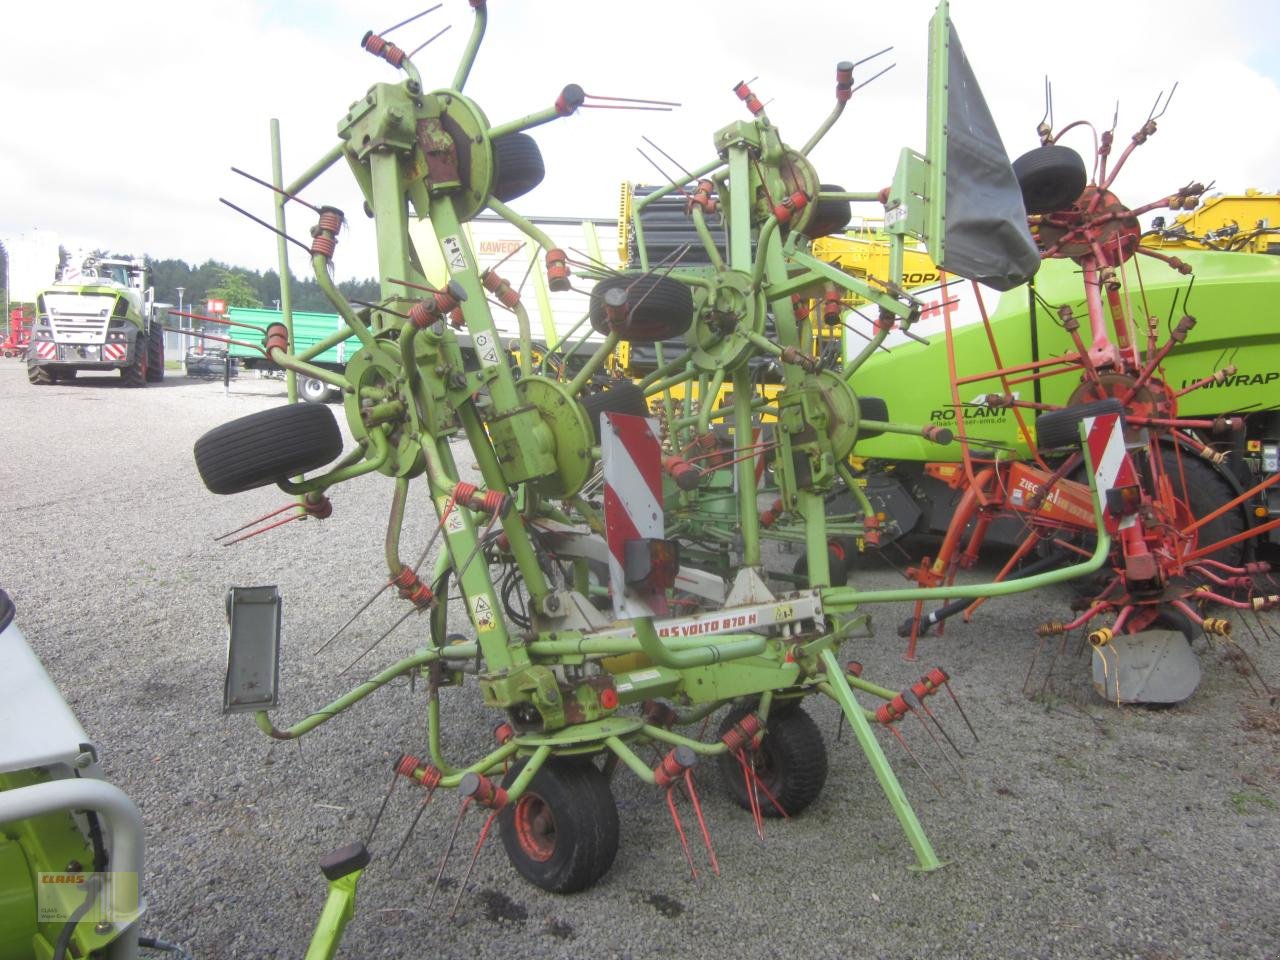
[4,0,1278,290]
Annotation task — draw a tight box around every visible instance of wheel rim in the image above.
[513,793,556,862]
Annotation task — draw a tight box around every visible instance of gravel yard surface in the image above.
[2,361,1278,960]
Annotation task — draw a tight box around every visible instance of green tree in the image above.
[207,268,263,309]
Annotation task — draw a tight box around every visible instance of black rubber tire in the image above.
[491,132,546,204]
[716,703,827,817]
[121,338,147,388]
[299,376,334,404]
[27,365,53,386]
[194,403,343,495]
[146,323,165,382]
[1035,399,1125,451]
[578,380,651,442]
[498,758,620,893]
[1159,446,1247,567]
[856,395,889,441]
[1012,144,1088,215]
[801,183,853,239]
[588,274,694,342]
[792,545,851,587]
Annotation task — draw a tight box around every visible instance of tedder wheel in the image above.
[27,365,54,386]
[856,395,889,441]
[792,545,851,588]
[716,702,828,817]
[146,322,165,382]
[1012,144,1088,215]
[578,379,651,442]
[299,376,334,404]
[194,403,343,495]
[498,758,620,893]
[1159,445,1247,567]
[121,338,147,388]
[801,183,853,239]
[588,274,694,342]
[1034,399,1125,451]
[491,132,546,204]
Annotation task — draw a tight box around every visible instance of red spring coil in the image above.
[396,755,442,789]
[719,713,763,753]
[733,81,764,116]
[696,433,717,453]
[875,699,906,726]
[481,490,507,515]
[481,270,521,309]
[493,722,515,745]
[408,301,435,329]
[362,31,388,56]
[846,661,863,677]
[263,323,289,354]
[653,746,695,789]
[310,234,336,259]
[317,209,344,235]
[760,498,784,528]
[448,306,465,330]
[836,61,854,103]
[545,249,570,292]
[823,287,842,323]
[392,568,434,608]
[863,514,881,547]
[685,179,717,216]
[772,191,809,223]
[461,772,507,810]
[453,481,479,506]
[383,43,406,68]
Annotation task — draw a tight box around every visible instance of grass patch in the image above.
[1227,790,1276,814]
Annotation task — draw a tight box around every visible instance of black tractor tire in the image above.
[1160,446,1247,567]
[578,380,651,442]
[716,702,828,817]
[801,183,853,239]
[491,132,546,204]
[588,274,694,342]
[299,376,335,404]
[121,339,147,388]
[1035,399,1125,451]
[792,545,851,588]
[146,323,165,382]
[27,365,54,386]
[498,758,620,893]
[194,403,343,495]
[856,395,889,441]
[1012,144,1088,215]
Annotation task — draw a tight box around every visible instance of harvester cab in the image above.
[27,254,165,387]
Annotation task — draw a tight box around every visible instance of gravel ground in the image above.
[2,361,1279,960]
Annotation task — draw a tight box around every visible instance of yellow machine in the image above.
[1143,188,1280,253]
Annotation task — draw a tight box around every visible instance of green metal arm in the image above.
[452,1,488,91]
[251,646,472,740]
[304,869,363,960]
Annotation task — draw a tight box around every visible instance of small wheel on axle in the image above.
[716,702,827,817]
[498,757,620,893]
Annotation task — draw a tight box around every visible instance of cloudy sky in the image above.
[3,0,1278,291]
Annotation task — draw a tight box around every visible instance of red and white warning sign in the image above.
[602,412,666,619]
[1085,411,1136,533]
